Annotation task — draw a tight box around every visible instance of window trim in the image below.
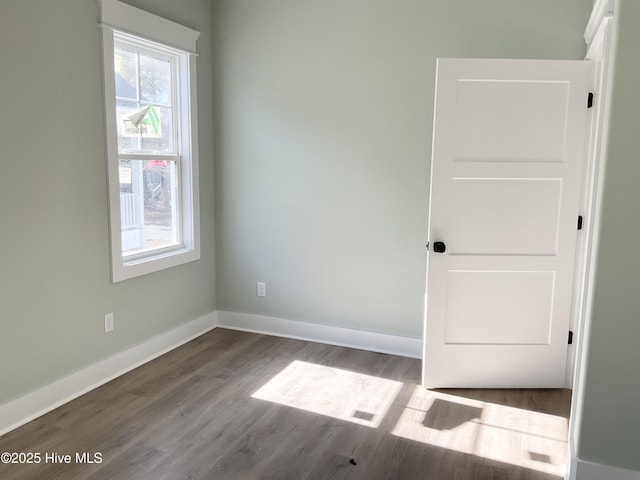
[100,0,201,282]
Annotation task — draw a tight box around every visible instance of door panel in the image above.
[454,79,569,162]
[423,58,592,388]
[449,178,562,255]
[444,270,555,345]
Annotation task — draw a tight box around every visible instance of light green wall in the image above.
[578,0,640,470]
[0,0,215,404]
[212,0,593,338]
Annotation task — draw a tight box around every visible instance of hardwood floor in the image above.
[0,329,571,479]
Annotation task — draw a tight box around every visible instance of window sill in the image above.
[113,246,200,282]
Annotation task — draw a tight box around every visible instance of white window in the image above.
[100,0,200,282]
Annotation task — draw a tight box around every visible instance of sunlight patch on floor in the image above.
[251,360,403,428]
[391,386,568,477]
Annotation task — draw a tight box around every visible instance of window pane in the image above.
[116,100,141,151]
[119,159,180,257]
[114,47,137,100]
[116,102,174,153]
[140,53,172,106]
[140,105,174,152]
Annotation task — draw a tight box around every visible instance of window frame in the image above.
[100,0,200,282]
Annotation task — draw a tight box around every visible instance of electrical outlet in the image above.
[257,282,266,297]
[105,313,114,333]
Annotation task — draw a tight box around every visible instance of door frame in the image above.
[418,0,617,475]
[566,0,618,478]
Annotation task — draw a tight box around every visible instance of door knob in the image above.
[433,241,446,253]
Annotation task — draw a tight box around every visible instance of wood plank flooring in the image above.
[0,329,571,479]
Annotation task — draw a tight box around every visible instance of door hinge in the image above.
[587,92,594,109]
[577,215,584,230]
[568,331,574,345]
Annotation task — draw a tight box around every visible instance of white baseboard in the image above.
[216,310,423,359]
[571,459,640,480]
[567,439,640,480]
[1,310,421,438]
[0,312,217,437]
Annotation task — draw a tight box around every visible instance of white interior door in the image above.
[423,58,593,388]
